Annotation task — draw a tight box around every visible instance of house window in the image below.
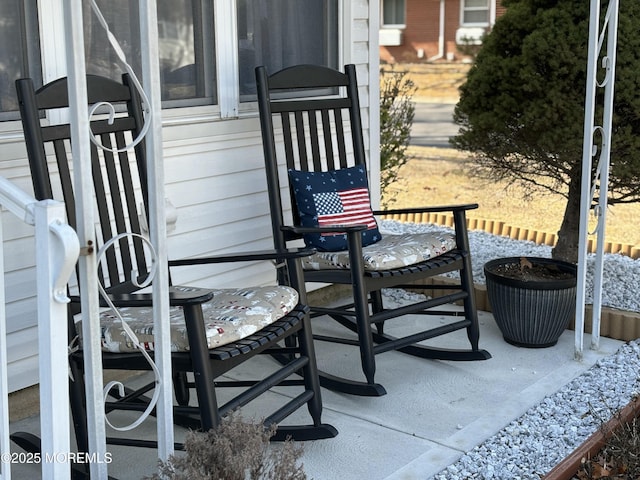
[0,0,41,120]
[381,0,406,27]
[0,0,339,121]
[86,0,216,108]
[237,0,339,99]
[462,0,490,25]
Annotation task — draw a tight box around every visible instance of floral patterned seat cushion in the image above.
[301,231,457,271]
[75,286,299,353]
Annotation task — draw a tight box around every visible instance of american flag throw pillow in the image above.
[289,165,382,251]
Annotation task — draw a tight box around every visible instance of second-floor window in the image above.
[382,0,406,27]
[462,0,490,25]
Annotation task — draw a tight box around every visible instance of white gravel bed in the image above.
[379,220,640,479]
[432,340,640,480]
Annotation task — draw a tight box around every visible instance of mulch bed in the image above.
[492,260,575,282]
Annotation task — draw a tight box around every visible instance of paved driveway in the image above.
[410,101,458,148]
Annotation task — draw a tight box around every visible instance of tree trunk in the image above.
[552,174,582,264]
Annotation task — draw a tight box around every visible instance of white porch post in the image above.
[576,0,619,360]
[63,1,107,478]
[62,0,173,473]
[139,0,175,460]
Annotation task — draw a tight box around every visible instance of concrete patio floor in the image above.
[8,305,623,479]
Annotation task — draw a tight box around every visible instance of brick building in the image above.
[379,0,506,63]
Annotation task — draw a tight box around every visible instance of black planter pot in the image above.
[484,257,578,348]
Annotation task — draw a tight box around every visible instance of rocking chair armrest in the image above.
[168,247,316,267]
[69,287,214,308]
[282,224,368,235]
[374,204,479,216]
[109,288,214,307]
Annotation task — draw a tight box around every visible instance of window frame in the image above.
[1,0,343,129]
[0,0,42,123]
[157,0,217,109]
[380,0,406,29]
[460,0,492,27]
[235,0,340,109]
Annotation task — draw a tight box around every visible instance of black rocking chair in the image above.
[256,64,491,397]
[12,73,336,478]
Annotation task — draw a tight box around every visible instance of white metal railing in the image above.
[576,0,619,360]
[0,175,79,480]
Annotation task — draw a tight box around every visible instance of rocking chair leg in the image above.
[69,359,90,454]
[348,239,379,388]
[463,294,481,351]
[371,290,385,335]
[460,265,481,350]
[172,370,190,406]
[354,290,381,391]
[275,259,337,440]
[455,211,482,351]
[183,305,220,431]
[270,345,338,440]
[305,239,387,397]
[298,328,325,425]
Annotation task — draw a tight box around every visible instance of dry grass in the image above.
[383,63,471,103]
[386,145,640,247]
[387,64,640,248]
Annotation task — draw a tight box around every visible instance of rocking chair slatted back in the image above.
[16,75,150,294]
[257,64,367,244]
[261,64,362,173]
